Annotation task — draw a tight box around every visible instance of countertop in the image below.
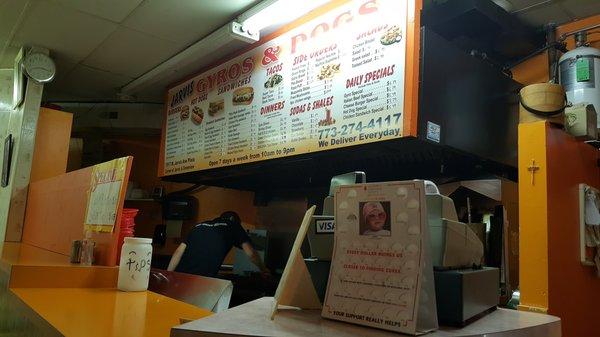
[11,288,212,337]
[1,243,213,336]
[172,297,561,337]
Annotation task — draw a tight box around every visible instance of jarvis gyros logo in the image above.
[169,80,194,107]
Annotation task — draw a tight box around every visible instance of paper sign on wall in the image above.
[84,157,128,232]
[322,181,438,335]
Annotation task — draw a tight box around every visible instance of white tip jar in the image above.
[117,237,153,291]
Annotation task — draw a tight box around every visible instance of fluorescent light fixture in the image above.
[240,0,330,33]
[229,22,260,43]
[121,0,330,96]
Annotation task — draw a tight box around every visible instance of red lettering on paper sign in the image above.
[260,100,286,115]
[290,0,380,54]
[262,46,281,66]
[196,57,254,94]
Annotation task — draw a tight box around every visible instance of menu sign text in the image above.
[162,0,407,175]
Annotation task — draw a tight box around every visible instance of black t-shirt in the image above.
[175,218,250,277]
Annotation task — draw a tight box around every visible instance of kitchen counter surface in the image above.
[172,297,561,337]
[11,287,212,337]
[1,243,213,336]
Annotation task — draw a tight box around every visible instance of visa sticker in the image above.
[316,219,335,234]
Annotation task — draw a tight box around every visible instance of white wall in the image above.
[0,68,44,242]
[60,103,163,131]
[0,69,15,243]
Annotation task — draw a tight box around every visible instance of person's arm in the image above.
[167,243,187,271]
[241,242,270,276]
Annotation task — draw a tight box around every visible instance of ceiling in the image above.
[1,0,600,104]
[497,0,600,26]
[0,0,259,103]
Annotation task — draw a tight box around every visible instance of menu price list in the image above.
[163,0,407,175]
[203,117,227,159]
[227,106,254,154]
[352,34,390,69]
[343,78,399,119]
[164,106,200,175]
[165,108,183,159]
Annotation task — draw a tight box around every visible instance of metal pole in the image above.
[545,23,558,83]
[467,197,472,225]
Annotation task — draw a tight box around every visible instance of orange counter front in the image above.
[519,121,600,337]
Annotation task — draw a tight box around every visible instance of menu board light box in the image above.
[162,0,409,176]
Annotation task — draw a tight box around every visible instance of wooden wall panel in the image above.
[29,108,72,182]
[22,157,132,266]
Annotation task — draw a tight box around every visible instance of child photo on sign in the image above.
[359,201,391,236]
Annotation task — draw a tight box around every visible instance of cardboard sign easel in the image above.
[270,205,321,319]
[321,181,439,335]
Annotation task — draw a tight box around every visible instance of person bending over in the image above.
[167,211,269,278]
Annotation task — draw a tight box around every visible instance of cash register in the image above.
[306,174,499,326]
[425,182,499,326]
[305,172,365,301]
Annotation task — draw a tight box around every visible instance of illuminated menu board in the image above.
[162,0,407,176]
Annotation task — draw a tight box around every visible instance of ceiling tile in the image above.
[49,64,134,100]
[121,0,258,46]
[0,0,29,42]
[559,0,600,21]
[42,89,88,102]
[506,0,550,12]
[11,1,117,61]
[51,56,78,83]
[515,3,573,27]
[131,37,249,102]
[55,0,143,23]
[82,27,180,78]
[132,86,166,103]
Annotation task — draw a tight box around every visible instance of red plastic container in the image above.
[116,208,139,262]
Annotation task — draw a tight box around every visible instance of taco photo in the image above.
[264,74,283,89]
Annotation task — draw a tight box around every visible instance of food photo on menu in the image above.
[180,105,189,120]
[191,106,204,125]
[380,25,402,45]
[208,98,225,116]
[317,63,341,80]
[318,107,336,126]
[232,87,254,105]
[264,74,283,88]
[359,201,391,236]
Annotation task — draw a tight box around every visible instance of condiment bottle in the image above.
[80,230,95,266]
